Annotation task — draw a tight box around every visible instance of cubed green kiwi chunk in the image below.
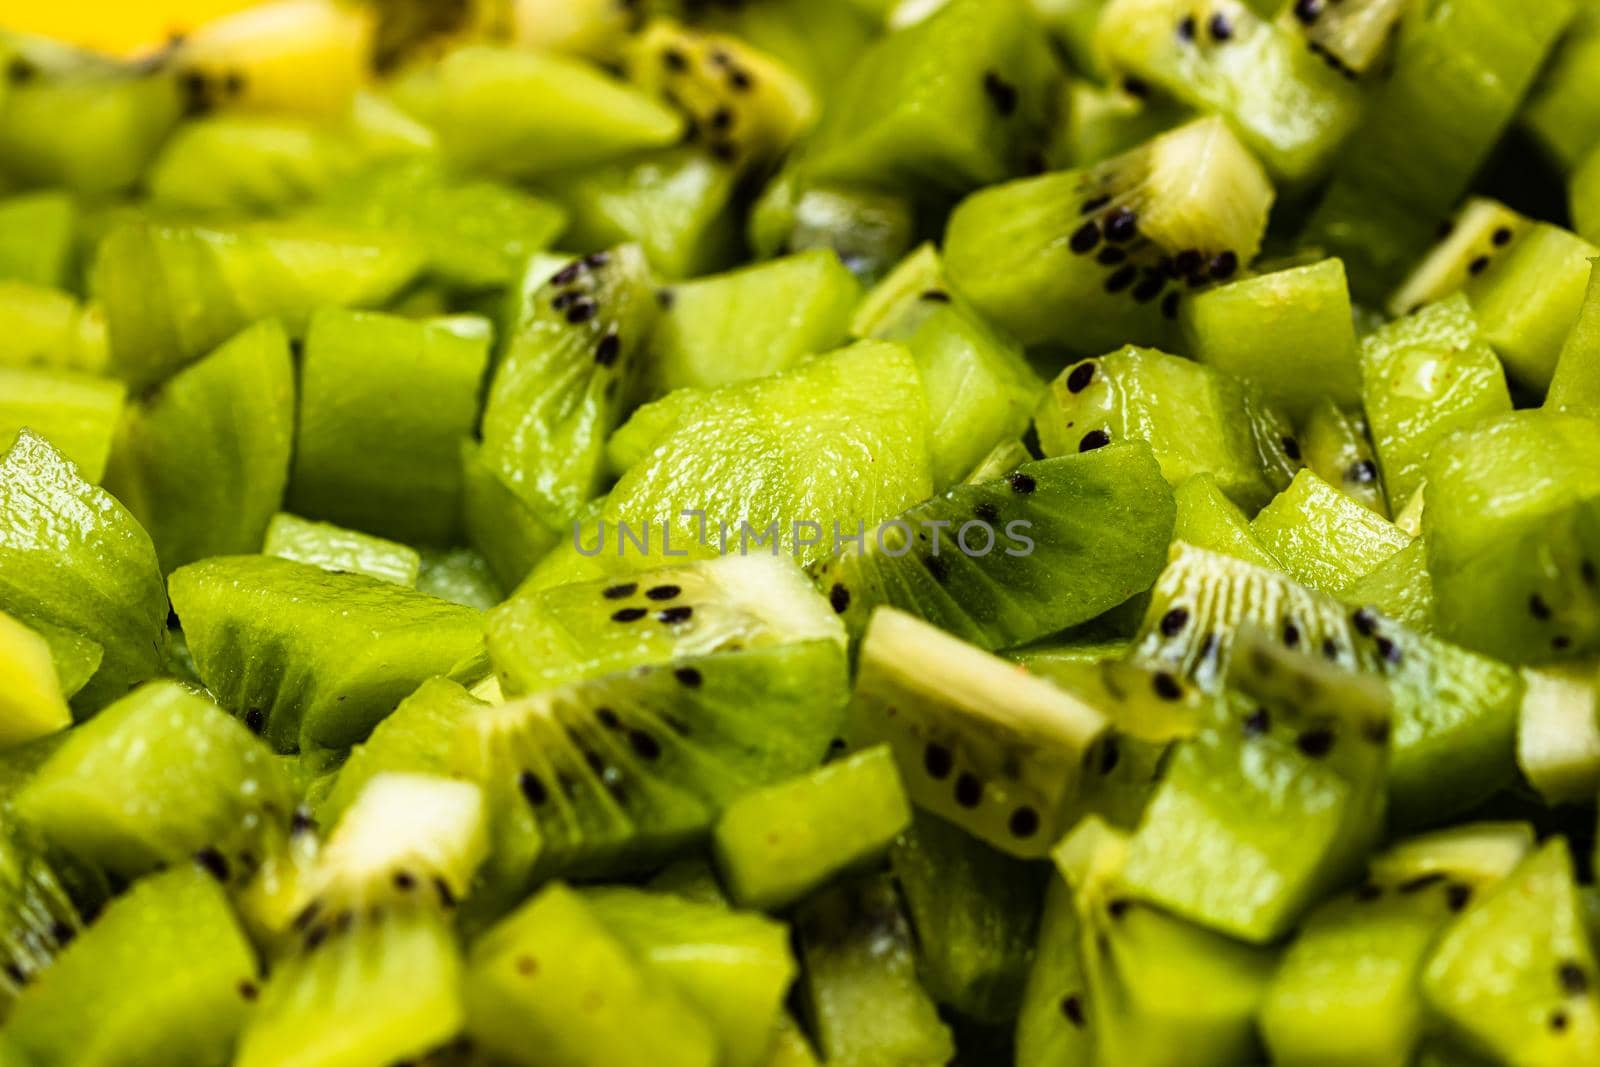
[1574,142,1600,245]
[1338,537,1435,631]
[713,745,910,911]
[945,116,1272,352]
[1251,469,1413,593]
[168,555,486,752]
[1096,0,1363,184]
[145,114,366,215]
[1260,821,1531,1067]
[1549,259,1600,420]
[1301,399,1387,517]
[695,0,879,108]
[850,609,1109,858]
[585,887,796,1067]
[5,864,257,1067]
[264,513,422,587]
[479,246,658,539]
[453,640,847,892]
[799,0,1059,197]
[416,548,502,611]
[94,220,425,388]
[0,284,104,374]
[290,309,490,545]
[1035,346,1301,512]
[0,612,72,748]
[460,440,563,593]
[811,445,1175,651]
[1387,198,1530,318]
[1422,838,1600,1067]
[0,191,73,288]
[0,822,87,1015]
[1014,871,1093,1067]
[531,339,932,586]
[0,367,124,484]
[1301,0,1575,301]
[652,249,861,392]
[1181,258,1361,421]
[1051,78,1191,170]
[1132,543,1524,826]
[388,45,683,179]
[1362,294,1511,512]
[1517,664,1600,805]
[1120,630,1390,942]
[1172,472,1281,568]
[488,554,844,697]
[1522,3,1600,171]
[308,158,569,290]
[103,318,296,573]
[1423,411,1600,663]
[796,873,955,1067]
[16,680,295,883]
[0,36,181,197]
[0,430,166,711]
[891,809,1046,1024]
[535,148,742,280]
[465,882,718,1067]
[746,166,915,285]
[1042,816,1276,1066]
[1285,0,1408,77]
[1464,222,1599,392]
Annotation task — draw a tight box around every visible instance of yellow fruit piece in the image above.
[0,0,260,57]
[0,610,72,748]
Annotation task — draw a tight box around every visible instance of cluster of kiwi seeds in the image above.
[601,578,699,630]
[653,37,763,165]
[1288,0,1369,80]
[545,253,632,397]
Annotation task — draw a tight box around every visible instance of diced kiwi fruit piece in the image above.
[416,548,502,612]
[1035,345,1301,511]
[1387,198,1530,318]
[1260,821,1530,1067]
[891,808,1046,1024]
[850,608,1109,857]
[625,19,817,173]
[0,431,166,711]
[1422,838,1600,1067]
[0,36,181,197]
[1362,294,1512,512]
[1052,78,1191,170]
[1463,222,1598,392]
[1549,259,1600,420]
[796,873,956,1067]
[1522,3,1600,170]
[466,881,719,1067]
[812,445,1174,650]
[585,886,797,1067]
[103,318,295,574]
[695,0,879,106]
[145,114,365,215]
[1339,537,1435,632]
[532,338,932,585]
[1131,543,1524,824]
[1575,142,1600,245]
[0,283,105,373]
[800,0,1058,197]
[454,639,847,892]
[1423,411,1600,663]
[1251,469,1413,593]
[290,308,490,546]
[0,191,73,288]
[0,612,71,749]
[389,45,683,179]
[489,554,843,697]
[1014,870,1093,1067]
[1301,399,1387,517]
[460,440,563,593]
[94,220,424,388]
[946,116,1272,351]
[1172,471,1281,568]
[479,246,657,541]
[652,250,860,392]
[1301,0,1574,300]
[264,513,422,587]
[1517,664,1600,805]
[1285,0,1408,77]
[5,864,257,1067]
[0,367,124,485]
[746,165,916,284]
[1047,816,1277,1065]
[713,745,909,911]
[309,158,568,290]
[168,555,486,751]
[1096,0,1363,184]
[0,822,88,1014]
[1181,258,1361,420]
[168,0,373,117]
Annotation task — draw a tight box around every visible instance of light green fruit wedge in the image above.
[1172,472,1281,569]
[0,612,71,750]
[1463,222,1598,392]
[0,366,125,484]
[1547,258,1600,420]
[0,191,74,288]
[264,513,422,587]
[1250,469,1413,593]
[1301,399,1387,517]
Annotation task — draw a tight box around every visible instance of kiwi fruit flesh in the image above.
[1171,472,1281,568]
[1053,78,1191,171]
[103,318,296,574]
[1013,871,1093,1067]
[0,367,124,485]
[264,513,421,587]
[1285,0,1408,78]
[1387,198,1530,318]
[1516,664,1600,806]
[416,548,502,611]
[1301,399,1387,518]
[812,444,1175,651]
[0,283,105,373]
[145,114,365,215]
[1338,537,1435,632]
[0,431,167,712]
[713,745,910,911]
[945,116,1272,352]
[1522,3,1600,170]
[1250,469,1413,593]
[0,612,72,748]
[1548,258,1600,420]
[1463,222,1598,392]
[0,823,87,1015]
[746,165,915,285]
[0,191,74,288]
[167,554,487,751]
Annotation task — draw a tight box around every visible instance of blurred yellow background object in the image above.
[0,0,262,55]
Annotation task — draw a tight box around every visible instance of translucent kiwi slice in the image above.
[1283,0,1408,77]
[1387,198,1530,318]
[1301,399,1387,517]
[946,117,1273,351]
[1250,469,1413,594]
[810,444,1175,651]
[265,513,421,587]
[144,113,365,215]
[850,609,1109,858]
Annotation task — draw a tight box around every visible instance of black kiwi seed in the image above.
[435,878,458,908]
[1079,429,1111,452]
[1296,728,1335,758]
[393,870,418,891]
[1293,0,1324,24]
[238,980,259,1002]
[1529,594,1552,621]
[1123,75,1149,97]
[1583,560,1597,586]
[1107,899,1131,920]
[1104,207,1139,243]
[1322,638,1340,660]
[674,667,702,688]
[923,742,954,780]
[657,289,676,309]
[954,773,984,808]
[1098,735,1122,774]
[594,333,622,367]
[1554,635,1573,651]
[603,582,636,600]
[552,262,583,286]
[611,607,648,623]
[195,848,230,882]
[1550,1010,1570,1033]
[829,583,851,613]
[1080,194,1112,215]
[1208,13,1234,40]
[628,730,662,761]
[1446,883,1473,912]
[709,107,734,131]
[597,707,621,729]
[1009,806,1040,839]
[1132,274,1166,304]
[920,288,952,303]
[1375,636,1402,665]
[1159,607,1190,636]
[1243,708,1271,736]
[1351,608,1377,636]
[1559,961,1590,995]
[1105,266,1139,293]
[1097,247,1127,267]
[1162,292,1182,320]
[1281,436,1302,461]
[975,501,1000,524]
[662,48,689,72]
[1009,472,1037,494]
[518,770,549,807]
[4,962,26,984]
[657,606,694,624]
[728,67,754,91]
[244,707,265,735]
[1346,460,1378,486]
[1067,363,1096,393]
[1468,255,1491,276]
[1070,221,1102,255]
[1153,672,1183,701]
[566,300,599,325]
[551,292,575,312]
[6,57,37,84]
[1209,251,1239,280]
[1177,14,1197,40]
[646,584,682,601]
[49,921,73,946]
[291,808,316,836]
[585,251,610,268]
[925,554,949,582]
[982,71,1019,116]
[1283,620,1301,648]
[1060,994,1086,1027]
[1362,718,1390,745]
[1492,227,1515,247]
